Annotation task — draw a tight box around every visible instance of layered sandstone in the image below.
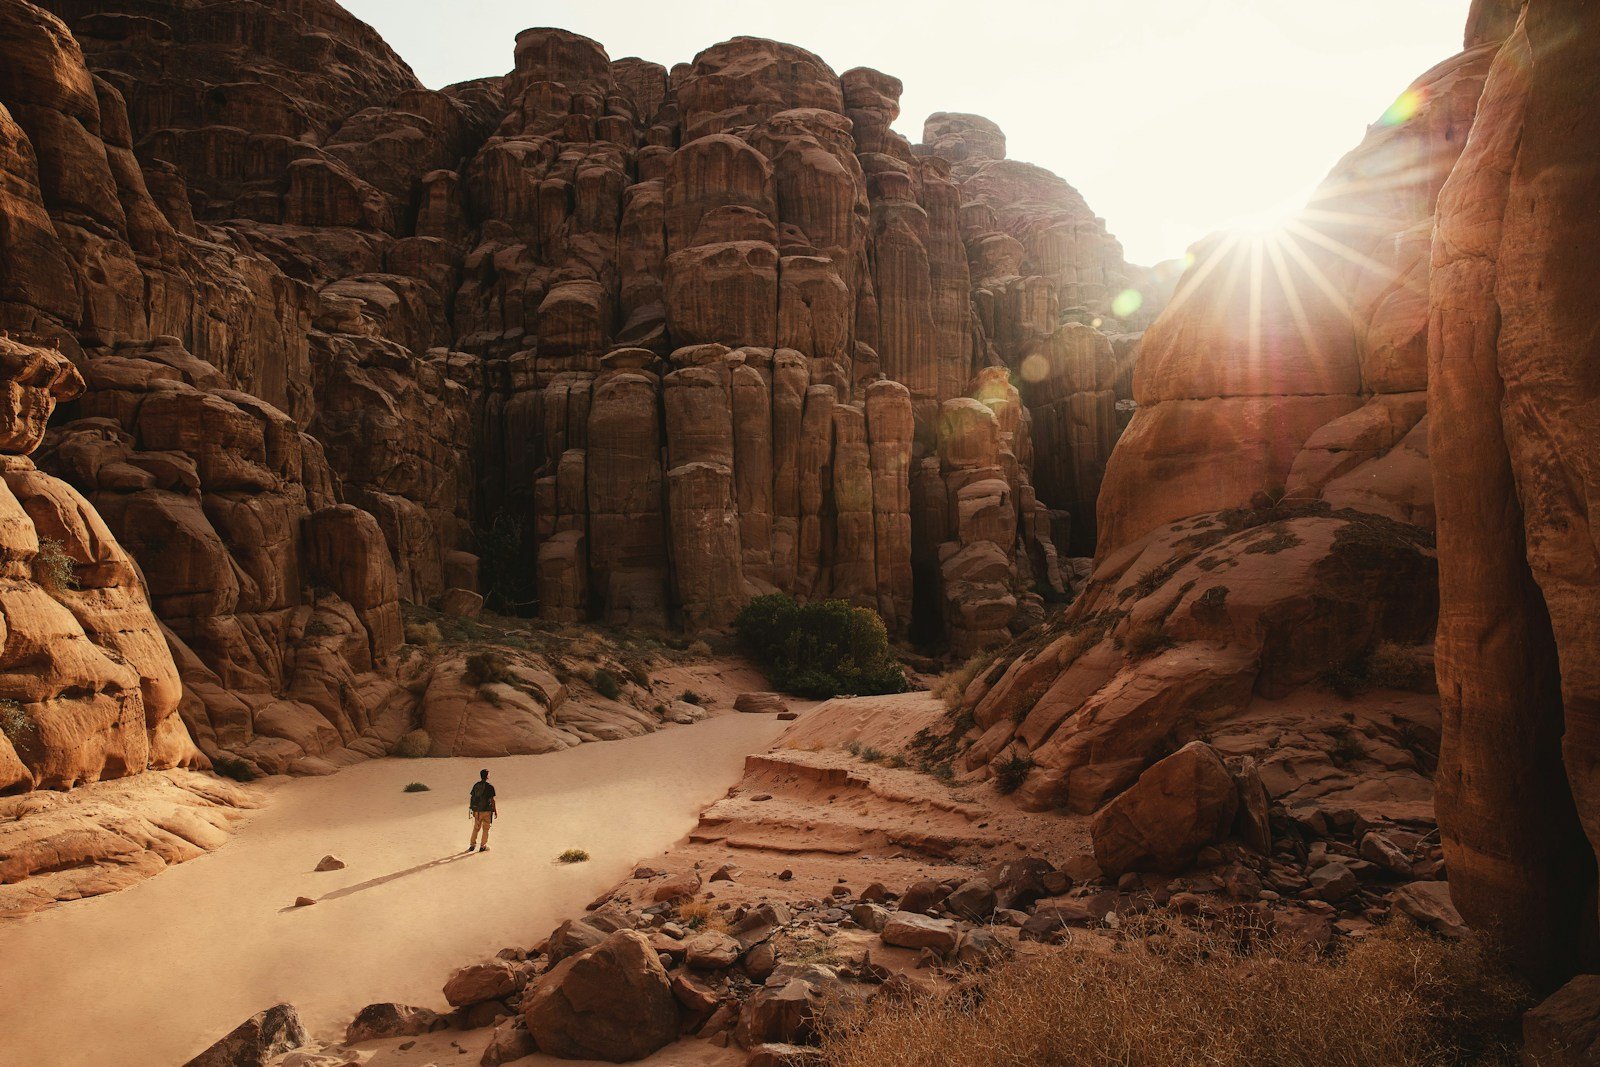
[1430,2,1600,985]
[0,0,1161,782]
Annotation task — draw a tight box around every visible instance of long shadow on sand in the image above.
[283,852,478,910]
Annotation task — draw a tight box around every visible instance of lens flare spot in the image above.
[1111,289,1143,318]
[1020,353,1050,384]
[1381,88,1425,126]
[1090,317,1103,329]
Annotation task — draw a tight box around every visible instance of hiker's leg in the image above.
[469,814,484,849]
[479,815,491,849]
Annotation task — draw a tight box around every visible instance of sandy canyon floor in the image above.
[0,711,792,1067]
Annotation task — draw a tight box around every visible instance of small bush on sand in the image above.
[678,690,704,706]
[843,740,862,756]
[213,755,256,782]
[394,729,431,758]
[404,621,442,647]
[33,537,78,593]
[734,594,907,700]
[557,848,589,864]
[591,668,622,701]
[0,699,33,745]
[860,746,884,763]
[821,922,1530,1067]
[994,753,1034,795]
[403,782,430,793]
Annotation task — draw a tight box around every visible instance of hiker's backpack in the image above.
[470,780,494,811]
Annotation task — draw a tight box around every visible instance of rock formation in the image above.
[1429,0,1600,985]
[0,0,1161,786]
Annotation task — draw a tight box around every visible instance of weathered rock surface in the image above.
[183,1003,306,1067]
[1091,741,1239,876]
[522,929,679,1062]
[1430,4,1600,984]
[0,0,1167,799]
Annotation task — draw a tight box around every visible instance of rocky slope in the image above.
[945,0,1600,1004]
[0,0,1158,788]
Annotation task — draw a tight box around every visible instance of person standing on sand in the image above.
[467,769,496,853]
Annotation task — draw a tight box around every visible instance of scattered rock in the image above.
[345,1003,444,1044]
[1091,742,1240,876]
[523,930,679,1063]
[1522,975,1600,1067]
[314,855,346,873]
[443,960,521,1007]
[685,931,741,969]
[183,1004,307,1067]
[1020,901,1097,943]
[945,878,997,920]
[1390,881,1468,937]
[745,1043,823,1067]
[1307,861,1358,903]
[479,1018,536,1066]
[671,971,720,1015]
[736,693,789,715]
[897,878,949,915]
[880,912,959,954]
[1358,831,1413,877]
[293,897,316,908]
[652,870,703,902]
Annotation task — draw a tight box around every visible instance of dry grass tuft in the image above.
[676,900,730,934]
[557,848,589,863]
[821,922,1530,1067]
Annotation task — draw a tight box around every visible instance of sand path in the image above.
[0,712,787,1067]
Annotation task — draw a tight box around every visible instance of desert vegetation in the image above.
[734,594,908,699]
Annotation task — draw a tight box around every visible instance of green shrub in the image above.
[1365,642,1434,692]
[591,668,622,701]
[994,754,1034,795]
[403,782,430,793]
[0,699,33,745]
[887,753,908,769]
[34,537,77,593]
[860,746,884,763]
[557,848,589,864]
[929,761,956,783]
[478,510,539,616]
[733,594,908,700]
[844,740,862,756]
[679,690,704,706]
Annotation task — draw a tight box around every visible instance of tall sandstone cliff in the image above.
[953,0,1600,989]
[0,0,1155,787]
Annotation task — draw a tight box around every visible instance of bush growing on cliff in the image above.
[33,537,77,593]
[734,594,908,700]
[0,699,33,745]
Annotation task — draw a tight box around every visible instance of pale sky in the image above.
[341,0,1472,265]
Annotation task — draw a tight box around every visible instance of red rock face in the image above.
[0,1,1160,781]
[1430,4,1600,984]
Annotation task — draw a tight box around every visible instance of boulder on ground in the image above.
[183,1003,306,1067]
[652,869,703,901]
[522,930,679,1062]
[880,912,958,954]
[480,1018,537,1065]
[314,855,345,872]
[1390,881,1468,938]
[1090,741,1239,876]
[685,931,741,969]
[345,1002,443,1044]
[735,692,790,714]
[1522,975,1600,1067]
[444,960,522,1007]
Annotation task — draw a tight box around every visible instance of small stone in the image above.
[314,855,345,872]
[1307,861,1358,902]
[294,896,316,907]
[881,912,959,954]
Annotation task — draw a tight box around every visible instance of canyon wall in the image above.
[0,0,1155,787]
[1430,1,1600,984]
